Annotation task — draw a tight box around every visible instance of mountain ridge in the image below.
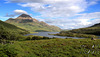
[61,22,100,35]
[6,14,61,32]
[90,23,100,27]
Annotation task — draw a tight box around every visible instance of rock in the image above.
[91,38,96,40]
[16,14,33,20]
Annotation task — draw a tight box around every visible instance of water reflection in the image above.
[25,32,85,39]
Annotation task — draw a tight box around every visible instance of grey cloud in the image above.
[5,14,15,17]
[5,9,28,17]
[5,0,43,3]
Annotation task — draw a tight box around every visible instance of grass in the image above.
[0,38,100,57]
[53,32,98,38]
[30,32,38,33]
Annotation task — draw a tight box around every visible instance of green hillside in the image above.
[54,23,100,38]
[67,23,100,35]
[6,14,61,32]
[0,20,29,40]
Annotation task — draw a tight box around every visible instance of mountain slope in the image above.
[6,14,61,32]
[0,20,29,40]
[91,23,100,27]
[60,23,100,35]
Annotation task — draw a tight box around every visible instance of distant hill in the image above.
[54,23,100,38]
[90,23,100,27]
[61,23,100,35]
[0,20,29,40]
[6,14,61,32]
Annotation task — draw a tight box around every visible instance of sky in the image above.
[0,0,100,29]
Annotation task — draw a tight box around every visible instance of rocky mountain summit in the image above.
[16,14,33,20]
[7,14,41,23]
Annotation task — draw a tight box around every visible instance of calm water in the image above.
[25,32,85,39]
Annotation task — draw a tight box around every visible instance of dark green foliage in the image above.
[26,35,50,40]
[35,30,49,32]
[0,44,18,57]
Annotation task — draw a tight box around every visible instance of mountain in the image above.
[54,23,100,38]
[17,14,32,18]
[0,20,29,34]
[6,14,61,32]
[0,20,29,40]
[91,23,100,27]
[61,23,100,35]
